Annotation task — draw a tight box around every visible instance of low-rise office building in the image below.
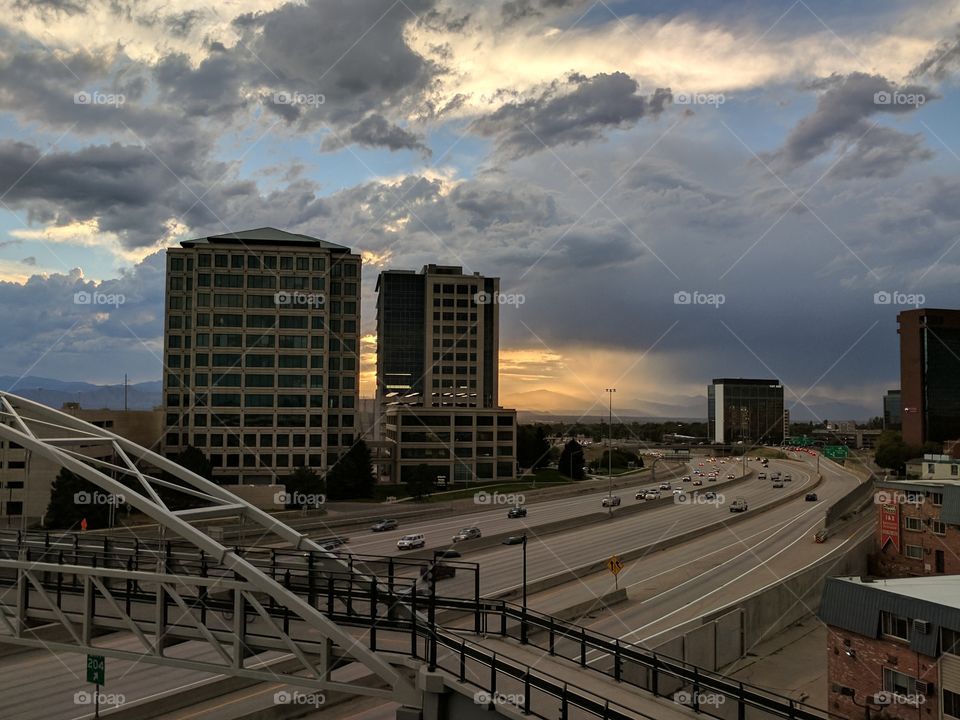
[820,575,960,720]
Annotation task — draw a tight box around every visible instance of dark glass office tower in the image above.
[708,378,785,444]
[899,309,960,446]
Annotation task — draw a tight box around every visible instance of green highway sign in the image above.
[87,654,105,685]
[823,445,849,460]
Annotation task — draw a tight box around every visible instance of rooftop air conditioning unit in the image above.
[914,619,931,634]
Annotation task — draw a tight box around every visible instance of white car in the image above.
[644,490,660,500]
[673,488,684,495]
[693,479,702,486]
[397,534,425,550]
[602,495,621,507]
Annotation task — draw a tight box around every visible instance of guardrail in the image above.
[0,529,827,720]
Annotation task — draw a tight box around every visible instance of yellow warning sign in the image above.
[606,554,624,576]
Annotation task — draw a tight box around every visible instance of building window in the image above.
[928,463,935,474]
[882,667,917,697]
[933,492,944,506]
[905,545,923,560]
[881,611,910,640]
[944,689,960,719]
[905,516,923,531]
[933,520,947,535]
[943,627,960,655]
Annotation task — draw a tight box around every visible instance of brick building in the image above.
[873,480,960,577]
[820,575,960,720]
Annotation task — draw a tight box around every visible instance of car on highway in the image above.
[507,505,527,518]
[397,534,425,550]
[693,479,702,486]
[758,473,767,480]
[370,518,398,532]
[785,474,792,481]
[729,498,749,513]
[682,475,691,482]
[726,473,735,479]
[772,480,784,488]
[805,493,818,501]
[644,490,660,500]
[704,491,717,500]
[319,537,348,550]
[452,527,481,543]
[602,495,621,507]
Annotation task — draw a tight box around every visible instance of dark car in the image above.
[507,505,527,518]
[370,518,398,532]
[805,493,818,502]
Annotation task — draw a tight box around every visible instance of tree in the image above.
[159,445,214,510]
[517,424,551,470]
[558,439,586,480]
[45,468,113,530]
[283,466,324,508]
[402,463,435,501]
[325,440,376,501]
[874,431,916,475]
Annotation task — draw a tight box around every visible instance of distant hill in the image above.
[0,376,162,411]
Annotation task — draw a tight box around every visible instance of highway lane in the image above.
[556,453,866,653]
[338,458,745,557]
[413,458,815,598]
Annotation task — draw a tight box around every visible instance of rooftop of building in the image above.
[711,378,782,386]
[179,227,351,251]
[832,574,960,610]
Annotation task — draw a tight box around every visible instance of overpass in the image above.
[0,393,826,719]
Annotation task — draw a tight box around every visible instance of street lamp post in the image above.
[503,535,528,643]
[606,388,616,515]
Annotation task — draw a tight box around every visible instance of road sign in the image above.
[823,445,849,460]
[606,554,624,576]
[87,654,105,685]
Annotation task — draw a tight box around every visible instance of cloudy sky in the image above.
[1,0,959,421]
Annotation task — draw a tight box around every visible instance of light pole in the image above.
[503,535,528,642]
[606,388,616,514]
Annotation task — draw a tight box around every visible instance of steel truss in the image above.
[0,392,418,705]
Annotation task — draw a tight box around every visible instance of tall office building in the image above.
[899,309,960,447]
[162,228,360,483]
[883,389,901,430]
[376,265,499,409]
[375,265,515,484]
[707,378,785,445]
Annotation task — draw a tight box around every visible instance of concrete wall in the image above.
[824,477,875,530]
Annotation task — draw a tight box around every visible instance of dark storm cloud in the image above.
[320,114,430,155]
[472,73,671,158]
[153,51,251,119]
[911,30,960,81]
[500,0,582,25]
[768,72,937,176]
[0,138,331,249]
[831,126,933,180]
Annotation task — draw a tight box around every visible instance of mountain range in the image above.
[0,376,163,411]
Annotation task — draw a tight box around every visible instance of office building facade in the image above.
[707,378,785,445]
[899,309,960,447]
[376,265,515,484]
[885,389,902,430]
[162,227,360,483]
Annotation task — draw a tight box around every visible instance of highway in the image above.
[0,453,867,719]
